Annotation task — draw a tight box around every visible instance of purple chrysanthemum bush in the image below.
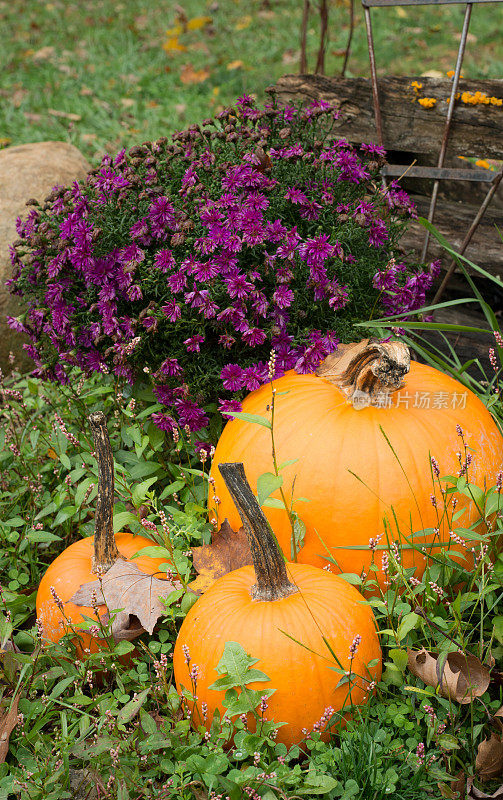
[8,94,439,439]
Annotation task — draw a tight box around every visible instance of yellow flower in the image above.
[418,97,437,108]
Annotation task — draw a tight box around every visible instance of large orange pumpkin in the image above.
[174,462,382,748]
[209,339,503,585]
[36,411,168,651]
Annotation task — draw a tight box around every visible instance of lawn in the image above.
[1,0,502,162]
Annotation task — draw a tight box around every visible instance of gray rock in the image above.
[0,141,91,374]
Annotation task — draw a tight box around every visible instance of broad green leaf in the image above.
[226,411,271,428]
[52,505,78,527]
[257,472,283,506]
[291,516,306,560]
[75,478,97,508]
[494,616,503,645]
[278,458,298,470]
[397,612,419,643]
[27,530,62,543]
[117,687,150,724]
[112,511,140,534]
[209,641,270,691]
[389,648,408,672]
[131,476,158,508]
[262,497,286,510]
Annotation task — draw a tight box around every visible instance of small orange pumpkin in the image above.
[209,340,503,585]
[174,462,382,748]
[36,411,168,652]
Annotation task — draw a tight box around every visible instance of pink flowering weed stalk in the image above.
[8,94,439,438]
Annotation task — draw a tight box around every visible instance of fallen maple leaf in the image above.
[186,15,212,30]
[180,64,210,84]
[407,648,490,704]
[163,36,187,53]
[188,519,252,595]
[476,734,503,781]
[235,14,252,30]
[0,694,20,763]
[70,560,177,641]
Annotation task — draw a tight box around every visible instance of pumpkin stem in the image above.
[88,411,120,573]
[218,462,298,602]
[316,338,410,408]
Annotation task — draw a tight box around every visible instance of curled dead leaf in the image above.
[493,707,503,732]
[467,779,503,799]
[476,734,503,782]
[0,693,20,763]
[407,648,490,704]
[188,519,252,595]
[70,559,177,641]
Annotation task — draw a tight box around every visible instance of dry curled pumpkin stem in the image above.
[88,411,120,572]
[316,337,410,406]
[218,462,298,602]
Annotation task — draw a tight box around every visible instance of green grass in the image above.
[1,0,502,163]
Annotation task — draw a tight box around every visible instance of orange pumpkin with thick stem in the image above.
[209,339,503,586]
[174,462,382,748]
[36,411,168,652]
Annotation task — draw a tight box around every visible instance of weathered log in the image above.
[267,75,503,160]
[400,195,503,279]
[412,306,493,376]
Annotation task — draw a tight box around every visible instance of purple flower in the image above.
[161,301,180,322]
[273,286,294,309]
[241,327,266,347]
[224,272,254,300]
[221,363,245,391]
[153,385,175,405]
[241,365,262,390]
[184,334,205,352]
[219,333,235,349]
[174,398,208,432]
[151,413,177,432]
[298,234,335,268]
[360,142,386,158]
[218,397,243,417]
[160,357,183,376]
[368,219,389,248]
[154,250,176,272]
[127,285,143,301]
[284,187,308,205]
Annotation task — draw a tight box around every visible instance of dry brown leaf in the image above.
[11,89,28,108]
[407,648,490,704]
[188,519,252,595]
[227,60,244,70]
[282,49,299,65]
[70,560,176,641]
[23,112,42,123]
[32,45,55,61]
[0,694,20,763]
[467,777,503,799]
[476,734,503,782]
[48,109,82,122]
[180,64,210,84]
[494,707,503,732]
